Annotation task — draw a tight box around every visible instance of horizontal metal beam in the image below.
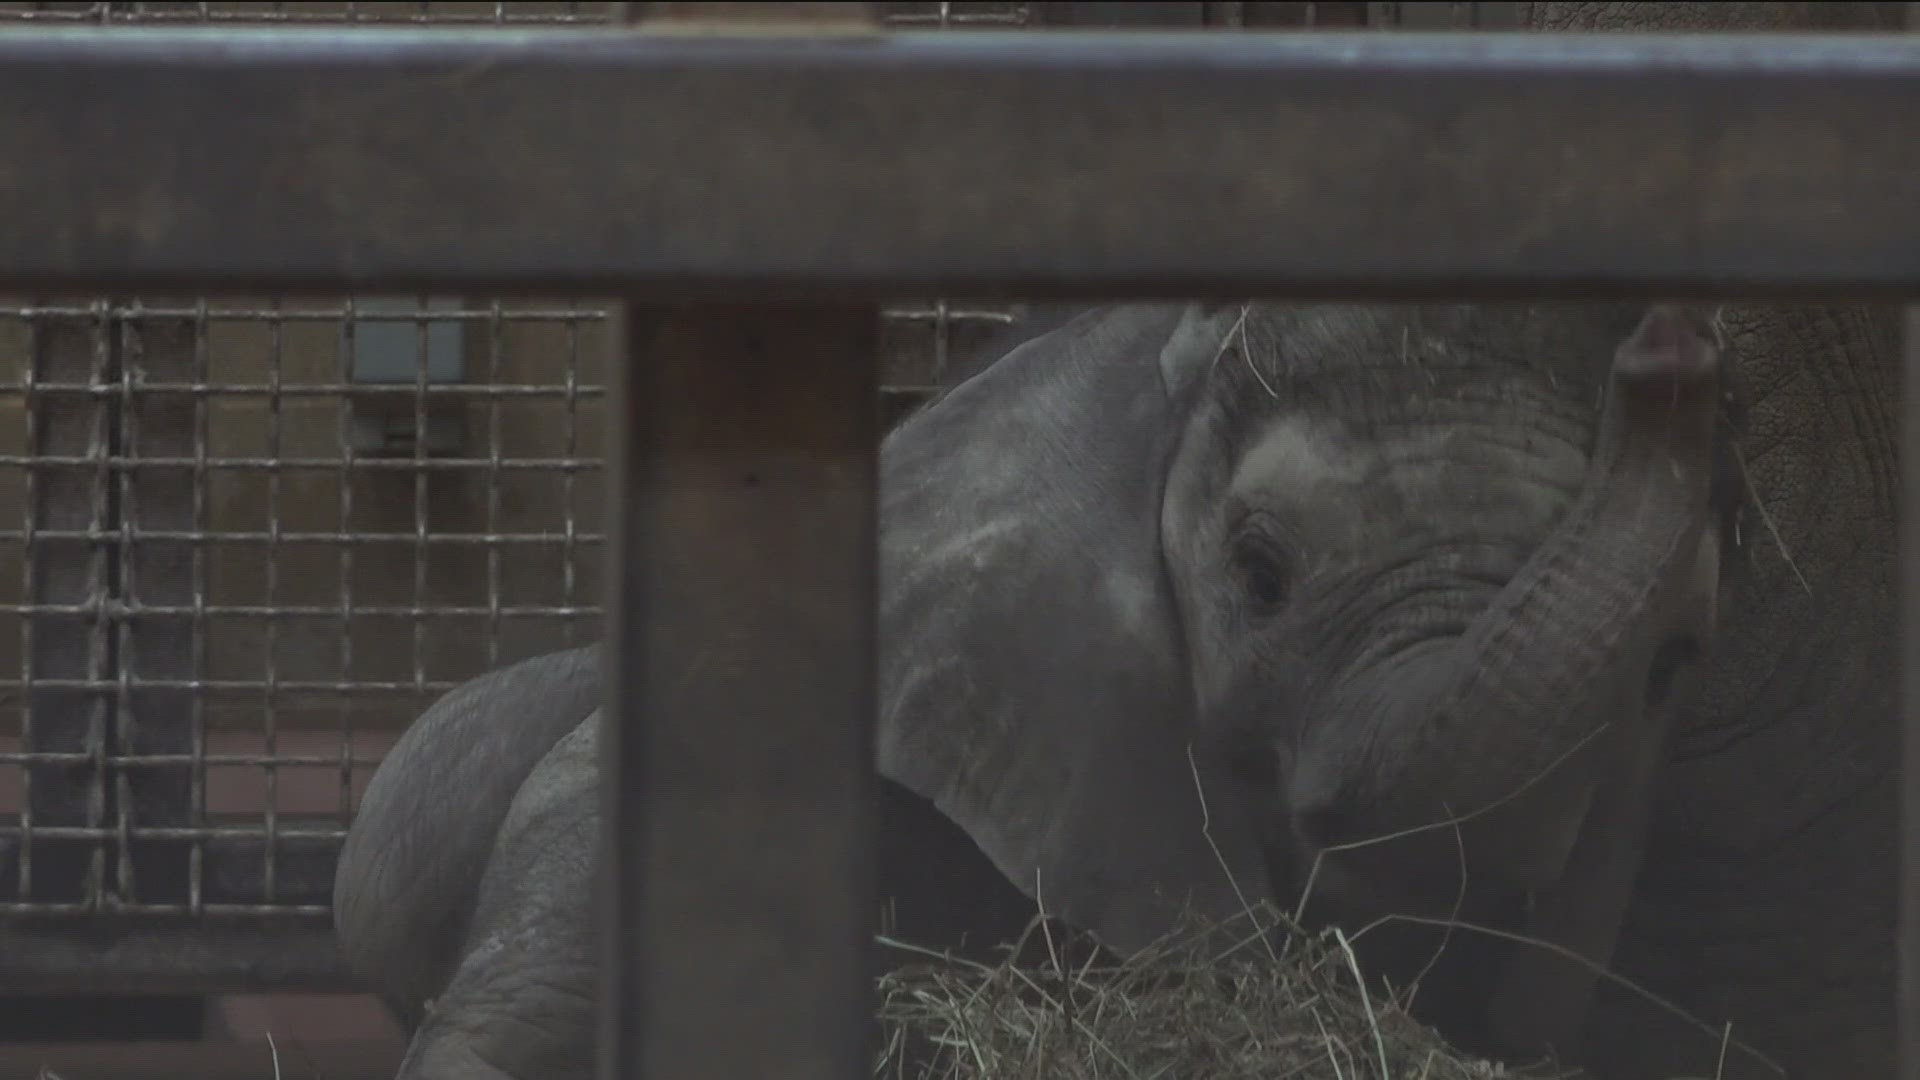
[0,927,354,993]
[0,836,339,914]
[1,29,1918,298]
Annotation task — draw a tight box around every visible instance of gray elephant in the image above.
[336,8,1903,1078]
[878,300,1762,1076]
[330,642,1051,1080]
[338,294,1865,1080]
[898,8,1901,1077]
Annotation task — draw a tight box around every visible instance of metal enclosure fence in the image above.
[0,0,1044,987]
[0,0,1508,991]
[0,4,1915,1079]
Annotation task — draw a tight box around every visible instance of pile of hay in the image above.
[875,903,1565,1080]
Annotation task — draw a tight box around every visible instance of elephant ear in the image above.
[878,303,1276,955]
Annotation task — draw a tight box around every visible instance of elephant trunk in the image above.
[1296,307,1723,892]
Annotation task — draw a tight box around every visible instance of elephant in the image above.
[338,296,1819,1080]
[334,6,1904,1078]
[876,300,1760,1074]
[329,642,1049,1079]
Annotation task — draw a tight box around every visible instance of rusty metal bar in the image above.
[0,926,352,994]
[1900,30,1920,1080]
[1905,333,1920,1079]
[1,29,1919,297]
[1907,308,1920,1080]
[601,301,880,1080]
[1899,17,1917,1080]
[1029,2,1210,24]
[0,834,337,917]
[602,10,880,1080]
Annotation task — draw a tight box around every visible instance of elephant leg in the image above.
[396,718,599,1080]
[334,645,605,1018]
[398,943,596,1080]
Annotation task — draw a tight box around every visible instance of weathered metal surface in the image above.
[1903,307,1920,1080]
[0,926,353,993]
[0,30,1917,296]
[601,300,881,1080]
[600,17,881,1080]
[1907,296,1920,1076]
[602,21,878,1080]
[0,834,339,916]
[1896,16,1917,1080]
[1030,2,1210,24]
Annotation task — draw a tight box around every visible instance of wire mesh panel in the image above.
[0,294,612,920]
[0,0,1043,990]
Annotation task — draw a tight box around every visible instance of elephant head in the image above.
[879,301,1736,1056]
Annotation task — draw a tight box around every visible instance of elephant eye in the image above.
[1232,538,1292,608]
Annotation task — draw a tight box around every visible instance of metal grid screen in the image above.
[0,1,1034,931]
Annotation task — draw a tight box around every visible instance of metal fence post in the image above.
[1906,300,1919,1080]
[1899,12,1920,1078]
[601,8,883,1079]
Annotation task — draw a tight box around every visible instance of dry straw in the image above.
[873,902,1570,1080]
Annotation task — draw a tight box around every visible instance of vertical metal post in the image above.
[1904,20,1919,1080]
[1905,316,1920,1080]
[600,314,880,1080]
[601,8,881,1080]
[1904,8,1920,1063]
